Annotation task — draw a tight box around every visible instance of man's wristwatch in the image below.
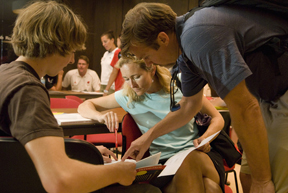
[103,90,109,93]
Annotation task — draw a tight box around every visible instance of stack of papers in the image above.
[105,152,163,183]
[54,113,98,126]
[105,152,161,169]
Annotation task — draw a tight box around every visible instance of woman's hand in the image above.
[98,111,119,132]
[96,145,118,163]
[193,137,211,153]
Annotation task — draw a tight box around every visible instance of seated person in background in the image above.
[44,70,64,91]
[78,57,225,193]
[0,2,160,193]
[62,55,100,92]
[103,34,125,96]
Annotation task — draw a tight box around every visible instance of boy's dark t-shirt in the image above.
[0,61,63,145]
[44,74,58,90]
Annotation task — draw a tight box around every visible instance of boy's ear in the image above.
[157,32,169,46]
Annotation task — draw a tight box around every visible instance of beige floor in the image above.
[227,163,243,193]
[227,128,243,193]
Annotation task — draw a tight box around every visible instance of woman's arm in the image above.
[104,68,119,95]
[55,70,64,91]
[50,70,64,91]
[103,49,120,95]
[193,96,224,151]
[77,93,121,131]
[199,96,224,139]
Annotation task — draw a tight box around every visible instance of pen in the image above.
[115,128,118,149]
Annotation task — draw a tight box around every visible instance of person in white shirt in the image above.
[100,30,117,94]
[62,55,100,92]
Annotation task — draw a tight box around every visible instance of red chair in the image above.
[72,134,122,148]
[72,133,122,157]
[121,113,150,159]
[71,113,123,156]
[224,158,239,193]
[65,95,84,104]
[50,98,81,108]
[225,185,233,193]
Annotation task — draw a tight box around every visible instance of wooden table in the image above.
[51,108,127,136]
[49,90,103,100]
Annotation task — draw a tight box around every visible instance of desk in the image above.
[49,90,103,100]
[51,108,126,136]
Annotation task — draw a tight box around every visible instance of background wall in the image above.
[0,0,198,77]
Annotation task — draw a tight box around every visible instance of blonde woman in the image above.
[78,58,225,193]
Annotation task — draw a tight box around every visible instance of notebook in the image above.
[54,113,98,126]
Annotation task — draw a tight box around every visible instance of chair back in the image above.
[65,95,84,104]
[50,98,81,108]
[0,137,103,193]
[121,113,150,158]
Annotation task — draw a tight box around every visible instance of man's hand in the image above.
[250,179,275,193]
[96,145,117,163]
[121,132,152,161]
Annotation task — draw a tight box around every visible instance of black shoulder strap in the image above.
[199,0,288,19]
[170,64,182,92]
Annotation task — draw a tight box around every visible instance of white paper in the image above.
[105,159,136,165]
[105,152,161,169]
[54,113,97,126]
[158,131,220,177]
[135,152,161,169]
[81,91,104,95]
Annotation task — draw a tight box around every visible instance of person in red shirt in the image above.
[103,35,125,95]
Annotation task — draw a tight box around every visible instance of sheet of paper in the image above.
[105,159,136,165]
[81,91,104,95]
[54,113,97,126]
[104,152,161,169]
[158,131,220,177]
[135,152,161,169]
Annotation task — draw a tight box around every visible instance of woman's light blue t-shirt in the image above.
[115,89,199,160]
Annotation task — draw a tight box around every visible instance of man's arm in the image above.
[91,71,101,92]
[25,136,137,193]
[122,90,204,161]
[223,80,274,191]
